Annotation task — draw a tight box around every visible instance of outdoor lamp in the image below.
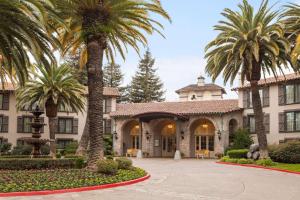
[217,130,222,140]
[113,131,118,140]
[146,131,151,140]
[181,130,185,140]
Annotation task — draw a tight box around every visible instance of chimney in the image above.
[197,75,205,86]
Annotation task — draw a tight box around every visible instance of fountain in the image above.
[19,106,49,157]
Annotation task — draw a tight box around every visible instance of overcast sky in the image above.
[110,0,296,101]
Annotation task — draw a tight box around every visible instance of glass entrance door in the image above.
[195,136,214,151]
[162,136,176,157]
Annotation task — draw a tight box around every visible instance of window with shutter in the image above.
[263,87,270,107]
[17,116,33,133]
[278,85,285,105]
[17,116,23,133]
[243,116,248,129]
[104,119,112,134]
[243,91,248,108]
[279,113,285,132]
[58,118,73,134]
[72,118,78,134]
[1,93,9,110]
[1,116,8,133]
[264,114,270,133]
[283,111,300,132]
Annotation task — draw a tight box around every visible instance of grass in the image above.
[271,163,300,172]
[0,167,146,193]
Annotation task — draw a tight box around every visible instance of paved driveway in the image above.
[3,159,300,200]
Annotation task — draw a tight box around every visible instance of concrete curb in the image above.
[0,174,151,197]
[217,162,300,175]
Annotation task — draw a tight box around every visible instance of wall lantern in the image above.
[146,131,151,140]
[181,131,185,140]
[113,131,118,140]
[217,130,222,140]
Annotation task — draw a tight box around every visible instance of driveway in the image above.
[3,159,300,200]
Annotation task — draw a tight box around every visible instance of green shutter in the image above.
[17,116,23,133]
[2,116,8,133]
[263,87,270,107]
[279,113,285,132]
[72,118,78,134]
[278,85,285,105]
[264,114,270,133]
[2,93,9,110]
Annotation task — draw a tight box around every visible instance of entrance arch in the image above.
[190,119,215,158]
[122,120,140,156]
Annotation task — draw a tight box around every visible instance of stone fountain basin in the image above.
[19,137,49,145]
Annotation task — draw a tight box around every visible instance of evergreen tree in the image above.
[129,50,165,103]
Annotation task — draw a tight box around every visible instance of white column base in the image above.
[136,149,143,159]
[174,150,181,160]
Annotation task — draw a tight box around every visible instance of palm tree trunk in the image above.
[250,81,268,158]
[76,113,89,156]
[86,37,105,169]
[48,117,57,158]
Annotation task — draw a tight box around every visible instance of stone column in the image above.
[174,119,181,160]
[137,121,143,159]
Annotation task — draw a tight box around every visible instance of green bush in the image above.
[56,152,62,159]
[104,135,113,156]
[227,158,238,163]
[11,144,32,155]
[231,128,253,149]
[41,144,50,155]
[237,158,254,164]
[116,158,132,170]
[0,158,86,170]
[256,158,276,167]
[269,142,300,164]
[64,142,78,155]
[0,155,51,159]
[220,156,230,162]
[97,159,118,175]
[0,143,12,155]
[106,155,114,160]
[227,149,248,159]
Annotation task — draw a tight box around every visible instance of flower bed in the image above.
[0,167,146,193]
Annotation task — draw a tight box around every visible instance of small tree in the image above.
[231,129,254,149]
[129,50,165,103]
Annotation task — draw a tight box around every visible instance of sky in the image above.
[112,0,297,101]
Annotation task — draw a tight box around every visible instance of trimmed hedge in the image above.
[97,159,118,175]
[0,158,85,170]
[269,142,300,164]
[116,158,132,170]
[227,149,248,159]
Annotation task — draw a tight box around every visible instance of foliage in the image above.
[220,156,230,162]
[97,159,119,175]
[0,168,146,193]
[256,158,276,167]
[237,158,254,164]
[11,145,32,155]
[269,142,300,163]
[41,144,50,155]
[0,158,86,170]
[0,143,12,155]
[65,142,78,155]
[231,129,254,149]
[272,163,300,172]
[104,135,113,156]
[227,149,249,159]
[0,0,57,84]
[116,158,133,170]
[129,50,165,103]
[106,155,114,160]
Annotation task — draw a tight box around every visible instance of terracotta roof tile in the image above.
[110,99,241,117]
[0,83,15,91]
[176,84,226,94]
[232,73,300,90]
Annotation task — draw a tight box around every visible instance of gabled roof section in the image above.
[232,73,300,91]
[110,99,242,118]
[175,83,226,94]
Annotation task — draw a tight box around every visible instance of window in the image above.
[195,135,214,151]
[131,135,139,149]
[285,111,300,132]
[56,139,73,149]
[246,114,270,134]
[248,90,263,108]
[0,116,8,133]
[104,98,112,113]
[17,116,33,133]
[104,119,112,134]
[249,116,256,133]
[58,118,73,134]
[285,84,300,104]
[0,93,9,110]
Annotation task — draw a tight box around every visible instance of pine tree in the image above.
[129,50,165,103]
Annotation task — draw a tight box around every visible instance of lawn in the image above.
[0,168,146,193]
[271,163,300,172]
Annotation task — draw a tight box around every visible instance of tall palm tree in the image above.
[281,3,300,67]
[16,64,86,157]
[205,0,291,158]
[0,0,58,84]
[54,0,170,168]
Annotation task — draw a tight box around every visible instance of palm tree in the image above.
[281,3,300,67]
[0,0,58,84]
[16,64,86,157]
[205,0,291,158]
[54,0,170,168]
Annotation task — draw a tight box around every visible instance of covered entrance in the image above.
[161,121,176,157]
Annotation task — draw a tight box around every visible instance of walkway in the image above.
[3,159,300,200]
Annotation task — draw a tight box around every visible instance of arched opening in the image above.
[122,120,140,156]
[229,119,238,146]
[190,119,215,158]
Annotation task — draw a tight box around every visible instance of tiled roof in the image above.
[176,84,226,94]
[0,83,120,96]
[232,73,300,90]
[110,99,242,117]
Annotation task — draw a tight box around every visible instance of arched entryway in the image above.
[122,120,140,156]
[190,119,215,158]
[229,119,238,146]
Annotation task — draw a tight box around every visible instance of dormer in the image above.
[175,76,226,101]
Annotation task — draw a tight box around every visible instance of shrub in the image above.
[220,156,230,162]
[227,158,238,163]
[104,135,113,156]
[227,149,248,159]
[116,158,132,170]
[106,155,114,160]
[0,158,86,170]
[56,152,62,159]
[269,142,300,164]
[231,128,253,149]
[238,158,254,164]
[41,144,50,155]
[64,142,78,155]
[97,159,118,175]
[0,143,12,155]
[11,144,32,155]
[256,158,276,167]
